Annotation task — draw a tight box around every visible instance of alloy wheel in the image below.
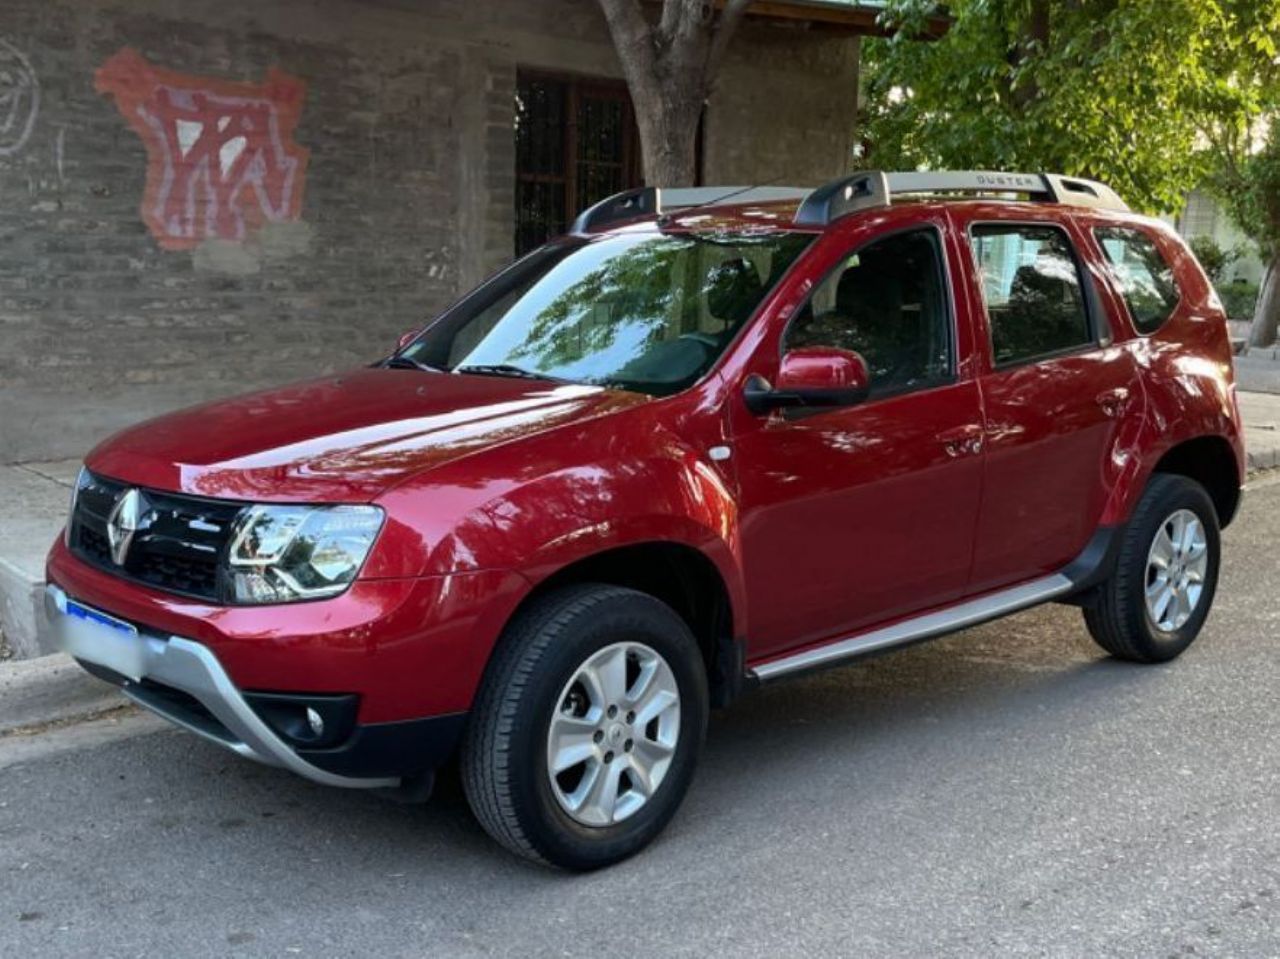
[1144,508,1209,632]
[545,642,681,827]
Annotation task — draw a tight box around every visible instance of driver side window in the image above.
[784,228,952,395]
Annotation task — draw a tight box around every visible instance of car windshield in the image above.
[399,230,813,396]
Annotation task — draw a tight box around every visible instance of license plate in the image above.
[57,598,147,681]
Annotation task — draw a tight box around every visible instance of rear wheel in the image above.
[1083,474,1220,663]
[461,584,708,870]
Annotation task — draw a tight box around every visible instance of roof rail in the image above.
[572,171,1129,234]
[1041,173,1130,212]
[793,172,889,226]
[570,187,658,234]
[571,185,812,234]
[795,170,1129,225]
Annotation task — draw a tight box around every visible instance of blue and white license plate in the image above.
[56,597,147,681]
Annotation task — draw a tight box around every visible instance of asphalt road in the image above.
[4,480,1280,958]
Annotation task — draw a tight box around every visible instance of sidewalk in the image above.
[1239,392,1280,471]
[1234,352,1280,395]
[0,459,79,661]
[3,396,1280,663]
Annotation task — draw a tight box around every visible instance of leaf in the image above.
[861,0,1280,222]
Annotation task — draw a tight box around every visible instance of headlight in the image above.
[225,504,385,604]
[65,466,90,546]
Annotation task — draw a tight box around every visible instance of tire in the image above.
[460,584,709,870]
[1083,473,1221,663]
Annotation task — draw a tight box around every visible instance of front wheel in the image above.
[1083,473,1221,663]
[461,584,708,870]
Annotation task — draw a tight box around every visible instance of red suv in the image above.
[47,171,1244,869]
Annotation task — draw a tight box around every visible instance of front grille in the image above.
[69,471,244,602]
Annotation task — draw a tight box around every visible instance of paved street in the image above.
[4,480,1280,958]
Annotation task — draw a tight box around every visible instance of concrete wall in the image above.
[1161,190,1266,286]
[707,22,859,186]
[0,0,859,463]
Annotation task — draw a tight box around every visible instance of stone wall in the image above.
[0,0,859,462]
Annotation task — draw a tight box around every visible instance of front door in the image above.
[732,224,986,659]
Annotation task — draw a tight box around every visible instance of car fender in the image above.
[372,414,747,636]
[1100,330,1244,527]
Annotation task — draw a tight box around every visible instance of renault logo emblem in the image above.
[106,488,149,566]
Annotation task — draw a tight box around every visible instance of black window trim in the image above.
[1089,223,1184,337]
[778,222,960,405]
[965,218,1111,371]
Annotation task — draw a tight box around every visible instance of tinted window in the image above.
[1094,226,1180,333]
[971,224,1092,365]
[785,229,952,394]
[402,231,812,397]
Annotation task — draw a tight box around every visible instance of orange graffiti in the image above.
[95,49,309,251]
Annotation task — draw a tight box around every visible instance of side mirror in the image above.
[744,346,871,415]
[396,329,420,351]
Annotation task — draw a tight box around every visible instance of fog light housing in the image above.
[243,692,358,750]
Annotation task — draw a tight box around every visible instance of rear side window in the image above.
[970,224,1092,366]
[1094,226,1180,334]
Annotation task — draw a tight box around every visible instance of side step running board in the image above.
[751,573,1075,683]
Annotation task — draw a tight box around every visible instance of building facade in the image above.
[0,0,872,462]
[1164,190,1265,286]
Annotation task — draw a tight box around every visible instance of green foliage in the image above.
[862,0,1280,214]
[1220,279,1261,320]
[1212,123,1280,261]
[1187,235,1239,284]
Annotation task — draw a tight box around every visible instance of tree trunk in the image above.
[595,0,752,189]
[1247,255,1280,349]
[633,90,703,187]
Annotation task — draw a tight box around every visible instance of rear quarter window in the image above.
[1093,226,1181,334]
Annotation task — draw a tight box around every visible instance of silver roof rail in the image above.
[573,171,1129,234]
[571,185,812,233]
[795,170,1129,225]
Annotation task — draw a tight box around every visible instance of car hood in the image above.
[86,368,649,502]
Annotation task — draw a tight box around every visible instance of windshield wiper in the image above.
[455,363,570,384]
[383,355,441,373]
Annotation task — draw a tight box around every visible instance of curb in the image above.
[1247,447,1280,474]
[0,652,127,736]
[0,556,55,661]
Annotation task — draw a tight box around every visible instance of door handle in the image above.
[937,424,984,458]
[1096,387,1130,418]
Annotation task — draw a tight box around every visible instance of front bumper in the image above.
[46,537,525,724]
[46,583,461,790]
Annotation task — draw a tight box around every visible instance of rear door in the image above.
[955,207,1144,591]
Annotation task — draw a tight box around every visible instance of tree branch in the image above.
[658,0,683,43]
[706,0,754,86]
[596,0,659,83]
